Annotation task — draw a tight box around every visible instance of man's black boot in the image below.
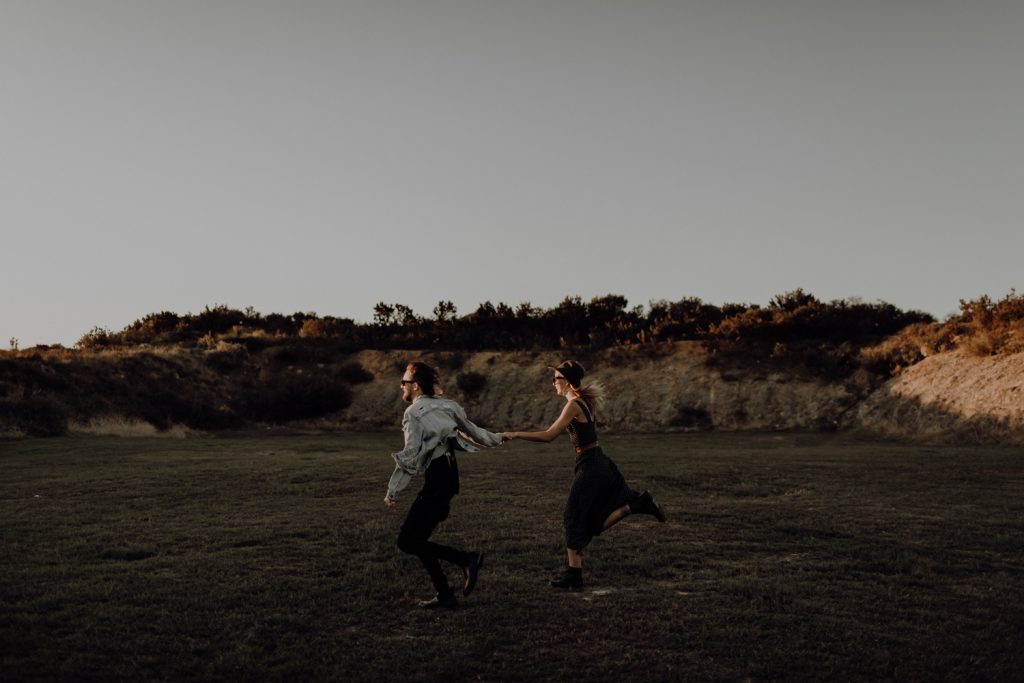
[463,552,484,597]
[549,567,583,591]
[418,591,459,609]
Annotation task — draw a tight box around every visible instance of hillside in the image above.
[323,345,863,433]
[2,290,1021,442]
[4,343,1018,443]
[849,348,1024,442]
[319,346,1023,443]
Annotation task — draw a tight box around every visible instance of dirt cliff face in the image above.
[10,341,1020,442]
[848,349,1024,443]
[321,344,867,434]
[318,345,1024,443]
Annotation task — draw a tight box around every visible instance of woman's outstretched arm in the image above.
[504,401,580,443]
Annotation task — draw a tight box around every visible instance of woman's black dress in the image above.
[563,400,641,552]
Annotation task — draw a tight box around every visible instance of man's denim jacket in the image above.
[386,395,503,501]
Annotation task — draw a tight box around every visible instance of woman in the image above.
[502,360,666,590]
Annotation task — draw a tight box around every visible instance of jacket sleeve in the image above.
[387,411,425,501]
[452,403,503,448]
[386,465,413,502]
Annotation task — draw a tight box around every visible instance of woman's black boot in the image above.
[629,490,667,522]
[549,567,583,591]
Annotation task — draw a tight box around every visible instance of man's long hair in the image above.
[407,361,442,396]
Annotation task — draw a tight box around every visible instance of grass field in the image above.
[2,431,1023,681]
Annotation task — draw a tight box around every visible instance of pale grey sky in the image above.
[2,0,1021,347]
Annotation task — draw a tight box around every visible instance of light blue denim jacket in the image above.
[386,395,503,501]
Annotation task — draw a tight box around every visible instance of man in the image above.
[385,361,503,609]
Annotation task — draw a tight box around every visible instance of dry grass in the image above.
[67,418,194,438]
[2,432,1023,681]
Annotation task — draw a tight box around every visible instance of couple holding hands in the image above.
[384,359,666,609]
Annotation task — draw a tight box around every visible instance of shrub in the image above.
[435,352,466,371]
[262,344,329,367]
[76,326,113,351]
[456,371,487,394]
[957,291,1024,356]
[122,312,181,345]
[299,319,327,338]
[858,322,961,374]
[858,291,1022,369]
[338,361,373,385]
[298,317,354,339]
[179,400,243,430]
[204,345,249,373]
[242,374,353,422]
[963,329,1004,357]
[859,339,924,376]
[670,405,713,430]
[231,335,279,353]
[133,389,195,430]
[0,395,69,436]
[191,305,252,336]
[702,292,936,378]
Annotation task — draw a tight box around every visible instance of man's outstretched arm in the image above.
[385,413,424,505]
[384,465,412,507]
[452,404,503,448]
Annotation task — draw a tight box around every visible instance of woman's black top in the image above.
[566,399,598,453]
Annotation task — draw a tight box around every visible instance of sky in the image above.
[2,0,1021,348]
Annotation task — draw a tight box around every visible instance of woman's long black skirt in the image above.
[563,447,640,552]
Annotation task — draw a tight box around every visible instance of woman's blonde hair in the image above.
[570,380,605,416]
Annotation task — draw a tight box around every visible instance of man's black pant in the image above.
[397,451,468,596]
